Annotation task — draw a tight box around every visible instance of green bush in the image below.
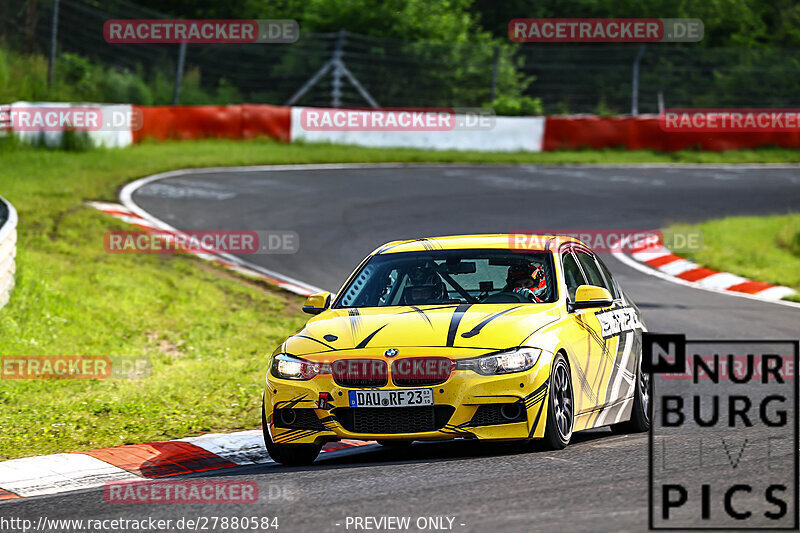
[487,95,543,116]
[176,68,244,105]
[0,46,232,106]
[0,47,50,102]
[57,53,95,94]
[99,67,154,105]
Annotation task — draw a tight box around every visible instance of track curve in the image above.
[128,163,800,336]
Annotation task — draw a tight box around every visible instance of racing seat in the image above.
[400,283,447,305]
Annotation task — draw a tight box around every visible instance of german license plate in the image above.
[348,388,433,408]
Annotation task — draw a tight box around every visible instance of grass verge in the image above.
[1,139,800,460]
[666,214,800,302]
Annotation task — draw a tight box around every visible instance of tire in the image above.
[261,398,322,466]
[542,353,574,450]
[612,351,651,433]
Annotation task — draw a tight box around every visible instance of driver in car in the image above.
[506,262,547,302]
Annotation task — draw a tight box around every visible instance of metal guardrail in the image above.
[0,195,18,311]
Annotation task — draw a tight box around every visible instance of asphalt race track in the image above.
[8,164,800,532]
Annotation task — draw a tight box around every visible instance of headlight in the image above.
[456,348,542,375]
[271,354,319,380]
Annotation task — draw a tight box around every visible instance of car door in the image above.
[559,246,607,419]
[589,253,643,417]
[572,249,625,416]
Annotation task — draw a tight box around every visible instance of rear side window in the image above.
[561,252,586,301]
[576,252,609,291]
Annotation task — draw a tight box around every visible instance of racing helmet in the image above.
[506,262,546,289]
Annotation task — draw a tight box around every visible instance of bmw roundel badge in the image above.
[384,348,399,358]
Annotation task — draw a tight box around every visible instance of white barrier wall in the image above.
[7,102,134,148]
[5,103,545,152]
[290,107,544,152]
[0,195,17,311]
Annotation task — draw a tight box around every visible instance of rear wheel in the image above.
[542,353,574,450]
[612,352,650,433]
[261,398,322,466]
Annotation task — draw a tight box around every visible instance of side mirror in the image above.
[302,291,332,315]
[569,285,613,312]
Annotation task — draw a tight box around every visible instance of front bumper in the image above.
[264,349,553,445]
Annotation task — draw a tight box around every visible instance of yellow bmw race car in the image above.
[262,234,649,465]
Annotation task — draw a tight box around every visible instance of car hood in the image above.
[283,303,561,357]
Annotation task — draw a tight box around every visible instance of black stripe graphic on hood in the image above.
[406,305,434,327]
[355,324,388,349]
[461,307,521,339]
[446,304,473,347]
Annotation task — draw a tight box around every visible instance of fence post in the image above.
[631,44,645,116]
[331,30,346,107]
[47,0,60,88]
[490,46,500,102]
[173,42,187,105]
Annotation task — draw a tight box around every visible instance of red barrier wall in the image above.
[543,116,800,152]
[131,106,800,152]
[132,104,291,143]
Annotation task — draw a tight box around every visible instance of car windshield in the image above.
[335,249,555,308]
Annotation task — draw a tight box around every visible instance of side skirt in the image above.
[573,396,634,432]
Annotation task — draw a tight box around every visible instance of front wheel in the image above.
[262,398,321,466]
[542,353,574,450]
